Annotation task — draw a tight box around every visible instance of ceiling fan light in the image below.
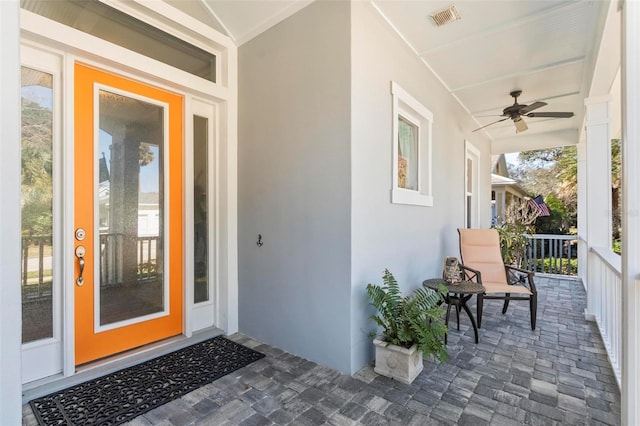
[430,5,461,27]
[514,117,528,133]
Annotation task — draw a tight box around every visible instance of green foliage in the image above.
[494,199,537,266]
[534,194,568,234]
[515,142,621,245]
[137,260,157,276]
[613,239,621,255]
[366,269,448,363]
[496,226,529,266]
[21,98,54,237]
[21,198,53,237]
[514,146,577,233]
[612,139,621,241]
[527,257,578,275]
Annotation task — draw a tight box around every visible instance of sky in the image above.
[505,152,520,166]
[99,130,159,193]
[24,83,159,194]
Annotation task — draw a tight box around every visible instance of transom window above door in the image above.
[21,0,218,83]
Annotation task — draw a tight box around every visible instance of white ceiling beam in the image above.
[491,129,579,154]
[449,56,585,93]
[471,90,580,116]
[587,0,620,98]
[416,1,583,56]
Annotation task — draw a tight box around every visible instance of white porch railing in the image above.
[588,246,622,388]
[522,234,578,275]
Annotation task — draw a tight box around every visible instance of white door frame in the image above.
[20,42,66,384]
[19,3,237,383]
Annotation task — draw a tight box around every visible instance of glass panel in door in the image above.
[193,115,209,303]
[74,63,183,365]
[98,89,165,325]
[21,67,54,343]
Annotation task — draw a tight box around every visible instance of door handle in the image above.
[75,245,86,286]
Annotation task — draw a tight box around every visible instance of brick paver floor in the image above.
[23,276,621,425]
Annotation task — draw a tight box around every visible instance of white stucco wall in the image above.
[238,1,353,373]
[0,0,23,423]
[349,2,492,372]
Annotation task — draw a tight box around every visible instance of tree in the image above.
[555,146,578,222]
[534,193,568,234]
[512,142,621,248]
[611,139,621,241]
[21,98,53,237]
[139,142,155,167]
[494,199,539,266]
[511,146,577,234]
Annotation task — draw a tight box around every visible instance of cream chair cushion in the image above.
[459,228,532,295]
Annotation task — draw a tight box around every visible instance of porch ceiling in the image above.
[165,0,609,154]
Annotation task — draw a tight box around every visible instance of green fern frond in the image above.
[367,269,448,361]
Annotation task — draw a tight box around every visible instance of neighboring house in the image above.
[2,1,640,424]
[99,186,160,236]
[490,154,529,224]
[137,193,161,237]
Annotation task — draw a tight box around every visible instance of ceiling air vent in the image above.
[430,5,461,27]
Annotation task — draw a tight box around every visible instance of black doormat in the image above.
[29,336,264,426]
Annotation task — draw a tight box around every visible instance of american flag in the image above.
[529,195,551,217]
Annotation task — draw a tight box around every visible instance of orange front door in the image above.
[74,64,183,365]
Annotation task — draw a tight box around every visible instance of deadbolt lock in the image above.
[75,228,86,241]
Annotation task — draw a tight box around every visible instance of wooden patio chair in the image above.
[458,228,537,330]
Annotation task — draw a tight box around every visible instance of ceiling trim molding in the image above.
[232,0,315,46]
[199,0,234,41]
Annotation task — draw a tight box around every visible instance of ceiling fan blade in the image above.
[519,101,547,114]
[526,111,574,118]
[514,117,528,133]
[472,117,509,132]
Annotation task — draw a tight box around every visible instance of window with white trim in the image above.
[464,141,480,228]
[391,82,433,206]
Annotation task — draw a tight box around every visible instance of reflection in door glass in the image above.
[193,115,209,303]
[21,67,54,343]
[98,89,165,325]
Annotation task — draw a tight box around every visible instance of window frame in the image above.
[391,82,433,206]
[464,140,481,228]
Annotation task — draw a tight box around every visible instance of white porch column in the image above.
[582,95,613,319]
[621,0,640,423]
[497,189,506,221]
[0,0,23,424]
[576,138,588,286]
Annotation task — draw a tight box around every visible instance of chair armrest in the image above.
[505,265,536,294]
[460,264,482,283]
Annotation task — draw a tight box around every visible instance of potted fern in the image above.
[367,269,447,384]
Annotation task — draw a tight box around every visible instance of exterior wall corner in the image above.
[0,0,24,423]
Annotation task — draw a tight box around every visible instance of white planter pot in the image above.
[373,338,424,384]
